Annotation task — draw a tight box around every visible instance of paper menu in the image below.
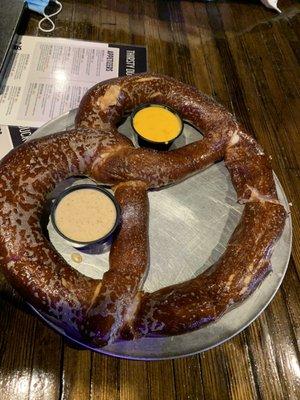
[0,36,147,128]
[0,35,147,159]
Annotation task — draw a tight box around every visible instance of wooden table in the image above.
[1,1,299,399]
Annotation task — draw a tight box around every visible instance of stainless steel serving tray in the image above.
[28,110,292,360]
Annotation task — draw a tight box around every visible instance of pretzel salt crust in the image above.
[0,74,286,346]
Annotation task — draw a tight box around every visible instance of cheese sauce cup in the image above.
[51,184,120,250]
[131,104,183,151]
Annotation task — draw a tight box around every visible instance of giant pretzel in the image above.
[0,74,286,346]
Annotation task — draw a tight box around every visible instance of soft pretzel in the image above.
[0,74,286,346]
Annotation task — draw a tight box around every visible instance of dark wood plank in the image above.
[199,334,258,400]
[90,354,119,400]
[172,356,204,400]
[146,361,176,400]
[264,289,300,399]
[199,346,232,400]
[218,1,300,275]
[0,278,35,400]
[28,322,62,400]
[60,345,91,400]
[281,260,300,349]
[246,313,289,399]
[183,1,231,107]
[120,360,148,400]
[180,1,213,95]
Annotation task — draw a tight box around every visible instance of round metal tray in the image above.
[29,110,292,360]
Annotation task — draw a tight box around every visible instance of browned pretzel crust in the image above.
[0,73,286,346]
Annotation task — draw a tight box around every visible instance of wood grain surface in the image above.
[0,1,299,399]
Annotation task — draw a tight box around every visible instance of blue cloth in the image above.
[25,0,50,15]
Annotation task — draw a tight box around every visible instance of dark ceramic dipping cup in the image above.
[131,104,183,151]
[51,184,120,251]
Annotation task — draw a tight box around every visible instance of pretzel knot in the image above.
[0,74,286,346]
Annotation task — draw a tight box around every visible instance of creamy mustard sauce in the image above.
[133,105,182,142]
[55,189,117,242]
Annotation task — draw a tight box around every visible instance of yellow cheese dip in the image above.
[133,105,182,143]
[54,188,117,243]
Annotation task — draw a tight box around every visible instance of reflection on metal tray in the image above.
[29,110,292,360]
